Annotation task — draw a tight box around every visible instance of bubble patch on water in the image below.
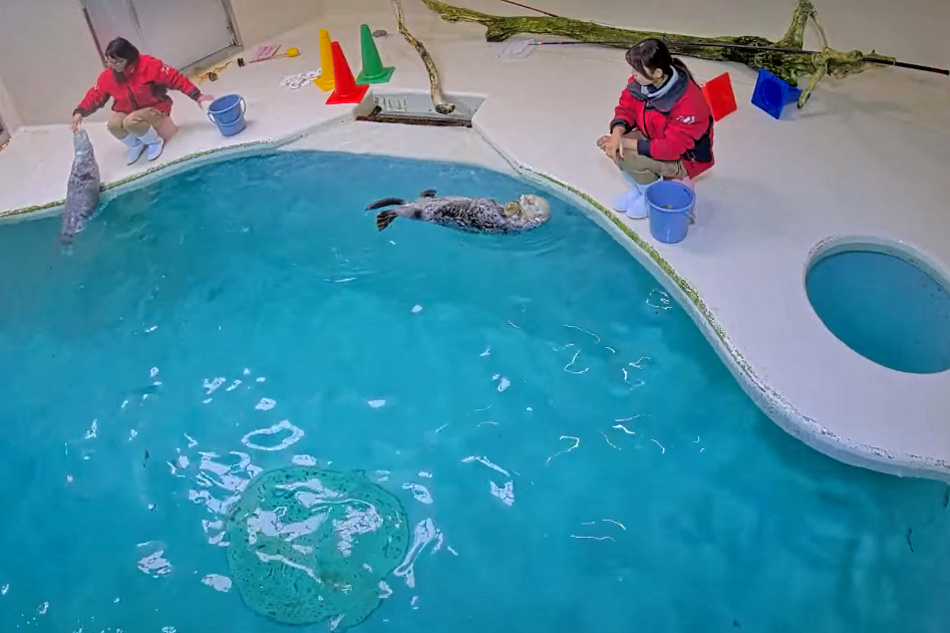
[203,378,225,395]
[402,482,434,505]
[393,518,441,589]
[136,542,172,578]
[188,451,258,527]
[240,420,304,452]
[201,574,232,593]
[490,481,515,506]
[292,454,318,466]
[225,466,408,628]
[546,436,580,465]
[255,398,276,411]
[461,456,510,477]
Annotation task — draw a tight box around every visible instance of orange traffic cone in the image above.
[325,41,369,105]
[314,29,335,92]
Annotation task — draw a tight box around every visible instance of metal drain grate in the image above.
[355,91,483,127]
[357,106,472,127]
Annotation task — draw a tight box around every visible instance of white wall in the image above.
[4,0,941,129]
[0,74,22,134]
[228,0,325,48]
[0,0,328,128]
[0,0,104,128]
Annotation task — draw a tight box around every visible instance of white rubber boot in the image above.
[612,172,643,217]
[138,126,165,162]
[120,134,146,165]
[625,177,659,220]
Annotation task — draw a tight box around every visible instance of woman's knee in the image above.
[106,115,127,136]
[122,114,141,131]
[625,168,660,186]
[619,158,658,184]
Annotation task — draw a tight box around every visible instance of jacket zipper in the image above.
[128,87,139,111]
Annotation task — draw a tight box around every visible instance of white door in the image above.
[129,0,236,69]
[81,0,149,62]
[82,0,236,70]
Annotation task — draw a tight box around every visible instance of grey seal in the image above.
[59,129,101,246]
[366,189,551,233]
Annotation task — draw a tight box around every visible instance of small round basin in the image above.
[805,246,950,374]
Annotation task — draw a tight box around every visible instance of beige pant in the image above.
[619,130,687,185]
[107,108,166,140]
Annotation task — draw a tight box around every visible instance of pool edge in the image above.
[515,167,950,483]
[0,114,356,222]
[4,118,948,482]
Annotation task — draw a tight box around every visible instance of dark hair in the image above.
[625,38,692,82]
[104,37,140,63]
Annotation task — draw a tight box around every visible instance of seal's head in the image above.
[73,129,93,156]
[517,194,550,222]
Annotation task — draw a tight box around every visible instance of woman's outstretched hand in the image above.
[197,94,215,108]
[597,131,625,164]
[71,113,83,133]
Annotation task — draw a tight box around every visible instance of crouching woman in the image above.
[597,38,714,218]
[71,37,213,165]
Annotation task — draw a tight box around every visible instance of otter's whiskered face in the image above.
[519,194,551,221]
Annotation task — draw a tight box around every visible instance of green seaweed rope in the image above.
[393,0,457,114]
[417,0,898,108]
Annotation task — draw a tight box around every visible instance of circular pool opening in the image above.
[805,246,950,374]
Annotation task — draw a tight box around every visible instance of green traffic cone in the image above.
[356,24,395,85]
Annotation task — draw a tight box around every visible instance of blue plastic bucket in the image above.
[207,94,247,137]
[646,181,695,244]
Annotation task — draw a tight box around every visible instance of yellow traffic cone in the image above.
[314,29,335,91]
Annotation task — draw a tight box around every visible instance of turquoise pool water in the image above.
[0,152,948,632]
[806,249,950,374]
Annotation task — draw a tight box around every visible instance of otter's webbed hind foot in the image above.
[366,197,407,211]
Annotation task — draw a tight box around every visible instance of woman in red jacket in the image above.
[597,39,714,219]
[71,38,214,165]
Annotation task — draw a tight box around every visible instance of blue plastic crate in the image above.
[751,68,802,119]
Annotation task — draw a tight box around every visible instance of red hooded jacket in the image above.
[610,69,714,179]
[74,55,202,118]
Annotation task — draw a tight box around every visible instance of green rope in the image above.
[417,0,896,108]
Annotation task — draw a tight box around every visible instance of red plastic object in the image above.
[326,41,369,105]
[701,72,738,122]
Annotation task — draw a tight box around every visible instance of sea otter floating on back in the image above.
[366,189,551,234]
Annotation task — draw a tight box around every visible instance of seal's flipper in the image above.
[366,197,406,211]
[376,211,399,231]
[420,189,437,198]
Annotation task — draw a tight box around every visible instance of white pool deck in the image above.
[1,0,949,479]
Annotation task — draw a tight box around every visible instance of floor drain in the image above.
[355,91,482,127]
